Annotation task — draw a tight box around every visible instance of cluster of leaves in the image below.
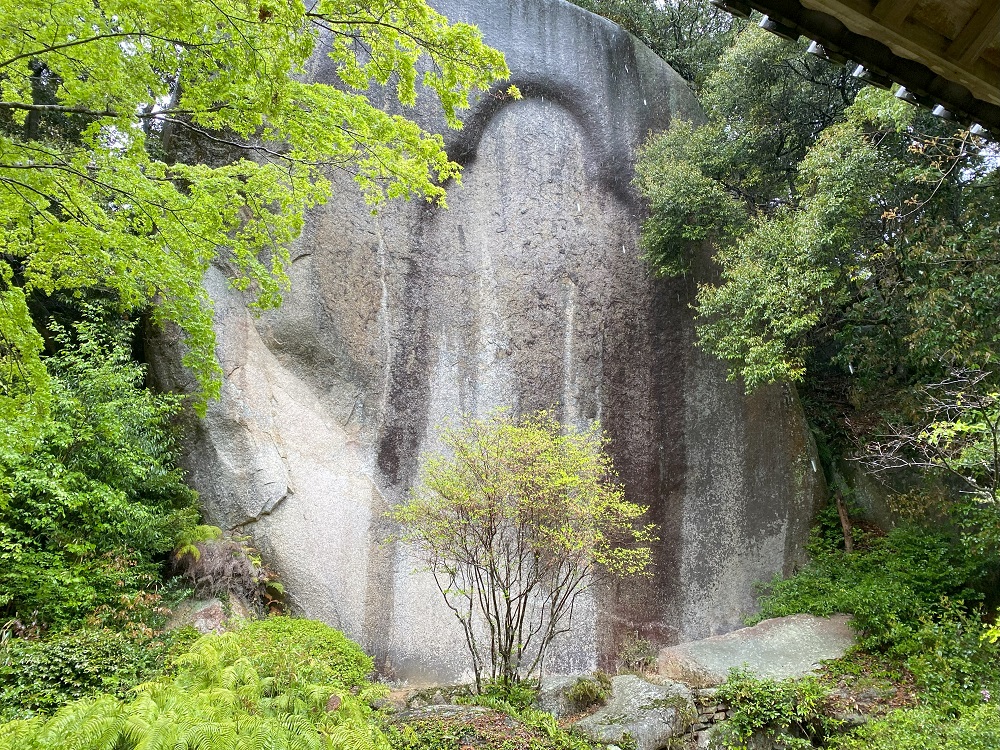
[715,668,838,750]
[755,510,1000,709]
[0,314,199,627]
[391,410,656,690]
[635,25,860,275]
[0,617,387,750]
[0,0,511,450]
[635,19,1000,546]
[0,625,198,721]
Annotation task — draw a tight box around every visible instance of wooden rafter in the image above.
[947,0,1000,64]
[871,0,918,27]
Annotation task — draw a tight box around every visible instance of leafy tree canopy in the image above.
[635,24,1000,538]
[0,0,512,453]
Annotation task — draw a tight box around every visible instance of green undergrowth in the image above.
[0,315,200,630]
[829,703,1000,749]
[714,668,839,750]
[715,506,1000,749]
[0,625,199,721]
[753,507,1000,709]
[0,617,388,750]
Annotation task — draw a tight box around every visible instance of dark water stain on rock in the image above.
[147,0,825,682]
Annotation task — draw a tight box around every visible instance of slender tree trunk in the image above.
[835,489,853,554]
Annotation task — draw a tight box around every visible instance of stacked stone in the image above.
[684,688,732,747]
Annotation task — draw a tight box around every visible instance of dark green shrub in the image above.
[0,627,198,720]
[755,514,1000,711]
[715,668,838,750]
[0,316,198,627]
[756,521,982,651]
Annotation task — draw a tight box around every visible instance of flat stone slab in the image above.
[656,614,855,688]
[572,675,694,750]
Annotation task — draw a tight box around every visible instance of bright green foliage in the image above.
[0,315,198,626]
[0,626,198,721]
[0,0,511,440]
[391,411,656,689]
[715,668,837,750]
[831,704,1000,750]
[0,617,388,750]
[180,617,375,692]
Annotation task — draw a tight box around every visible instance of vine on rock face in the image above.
[391,411,657,691]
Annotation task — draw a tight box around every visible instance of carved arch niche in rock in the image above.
[148,0,824,684]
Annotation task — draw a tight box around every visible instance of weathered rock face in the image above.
[148,0,824,682]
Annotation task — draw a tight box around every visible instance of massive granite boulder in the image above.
[149,0,824,682]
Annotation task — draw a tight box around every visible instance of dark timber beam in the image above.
[872,0,918,27]
[948,0,1000,64]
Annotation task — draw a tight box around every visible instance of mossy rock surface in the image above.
[572,675,694,750]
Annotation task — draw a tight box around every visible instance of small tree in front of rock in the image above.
[391,411,657,691]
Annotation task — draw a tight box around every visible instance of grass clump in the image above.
[565,672,612,712]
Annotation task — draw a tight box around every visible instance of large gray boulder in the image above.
[148,0,824,682]
[657,614,856,688]
[573,675,694,750]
